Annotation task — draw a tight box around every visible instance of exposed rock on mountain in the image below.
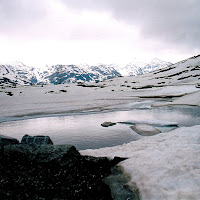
[41,64,121,84]
[0,62,121,86]
[0,61,40,86]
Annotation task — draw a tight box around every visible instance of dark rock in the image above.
[84,156,112,176]
[78,83,98,87]
[45,90,54,94]
[34,145,81,166]
[101,122,116,127]
[196,83,200,88]
[5,91,14,96]
[0,144,113,200]
[132,85,154,90]
[59,89,67,92]
[104,166,140,200]
[110,156,127,167]
[0,135,19,147]
[3,144,81,168]
[84,156,127,168]
[21,134,53,145]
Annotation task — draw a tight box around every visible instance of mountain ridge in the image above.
[0,58,172,87]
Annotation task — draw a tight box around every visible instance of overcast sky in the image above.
[0,0,199,67]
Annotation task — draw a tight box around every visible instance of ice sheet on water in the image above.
[106,100,155,111]
[119,119,178,127]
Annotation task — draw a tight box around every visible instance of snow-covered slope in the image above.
[115,58,172,76]
[150,55,200,85]
[81,125,200,200]
[107,55,200,90]
[90,54,200,106]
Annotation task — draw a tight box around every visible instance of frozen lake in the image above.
[1,103,200,150]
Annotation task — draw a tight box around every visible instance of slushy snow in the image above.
[81,125,200,200]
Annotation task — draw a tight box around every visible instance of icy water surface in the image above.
[0,104,200,150]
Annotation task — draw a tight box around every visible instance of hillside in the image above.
[103,55,200,88]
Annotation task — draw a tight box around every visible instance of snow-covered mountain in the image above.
[0,61,41,87]
[115,58,172,76]
[0,58,173,87]
[39,64,121,84]
[0,62,121,86]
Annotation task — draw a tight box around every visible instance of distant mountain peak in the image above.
[0,58,172,87]
[3,61,27,67]
[114,58,172,76]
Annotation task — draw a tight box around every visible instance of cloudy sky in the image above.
[0,0,199,67]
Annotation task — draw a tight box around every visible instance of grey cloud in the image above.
[62,0,200,50]
[1,0,199,52]
[0,0,46,33]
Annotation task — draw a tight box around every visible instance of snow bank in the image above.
[81,125,200,200]
[0,84,136,122]
[138,85,199,97]
[169,91,200,106]
[153,91,200,107]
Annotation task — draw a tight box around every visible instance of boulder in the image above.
[3,144,80,166]
[0,135,19,147]
[1,136,129,199]
[0,144,113,200]
[21,134,53,145]
[34,145,81,166]
[130,124,161,136]
[101,121,116,127]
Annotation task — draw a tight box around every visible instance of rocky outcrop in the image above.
[104,166,140,200]
[101,122,116,127]
[21,134,53,145]
[2,144,80,165]
[0,135,19,147]
[0,143,115,199]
